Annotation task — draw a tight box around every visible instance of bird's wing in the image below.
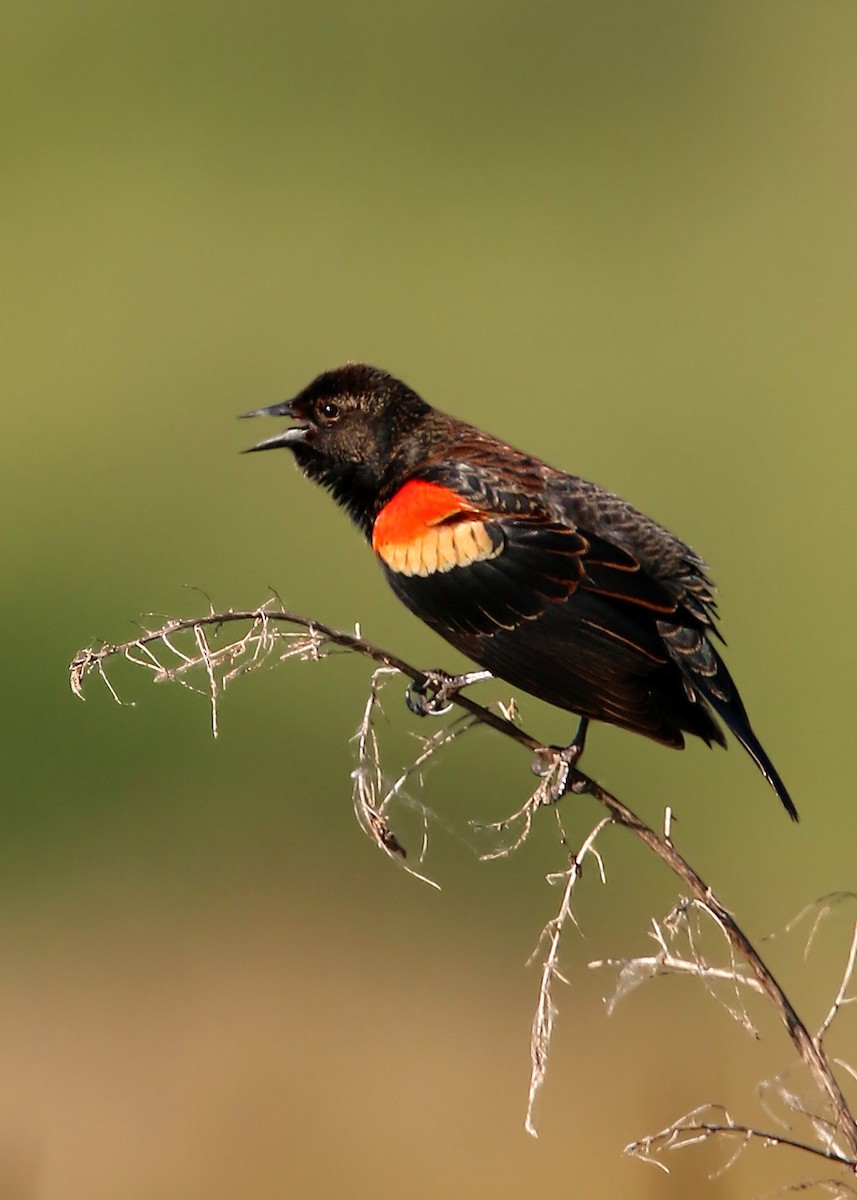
[372,467,682,659]
[378,456,696,623]
[373,459,735,733]
[546,471,720,630]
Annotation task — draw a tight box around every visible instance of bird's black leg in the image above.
[406,669,493,716]
[564,716,590,765]
[548,717,590,800]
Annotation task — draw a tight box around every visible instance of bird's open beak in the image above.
[239,400,308,453]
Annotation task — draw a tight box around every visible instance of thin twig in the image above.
[626,1105,857,1172]
[525,816,612,1136]
[818,923,857,1043]
[589,950,766,994]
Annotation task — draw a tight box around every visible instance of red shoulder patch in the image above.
[372,480,476,551]
[372,481,499,577]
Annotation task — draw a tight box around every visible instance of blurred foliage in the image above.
[2,0,857,1196]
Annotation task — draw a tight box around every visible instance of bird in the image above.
[241,363,796,820]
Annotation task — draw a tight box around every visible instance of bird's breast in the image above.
[372,479,501,578]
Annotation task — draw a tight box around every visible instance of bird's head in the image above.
[241,363,432,530]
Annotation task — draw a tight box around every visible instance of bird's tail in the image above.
[700,681,797,821]
[660,622,798,821]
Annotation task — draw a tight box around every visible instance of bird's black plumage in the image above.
[243,363,796,820]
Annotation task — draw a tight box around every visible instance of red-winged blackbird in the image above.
[242,363,796,820]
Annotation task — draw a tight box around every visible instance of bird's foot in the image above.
[532,718,590,802]
[406,669,493,716]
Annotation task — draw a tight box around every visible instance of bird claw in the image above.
[531,718,590,802]
[407,671,455,716]
[406,669,492,717]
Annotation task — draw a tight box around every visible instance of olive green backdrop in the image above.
[3,2,856,1196]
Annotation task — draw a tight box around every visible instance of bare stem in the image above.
[626,1104,857,1174]
[70,601,857,1162]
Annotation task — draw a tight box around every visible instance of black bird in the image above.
[243,363,796,820]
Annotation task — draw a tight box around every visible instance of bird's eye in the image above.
[319,401,340,422]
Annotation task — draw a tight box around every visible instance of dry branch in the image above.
[71,599,857,1179]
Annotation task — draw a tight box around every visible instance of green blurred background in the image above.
[3,1,856,1195]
